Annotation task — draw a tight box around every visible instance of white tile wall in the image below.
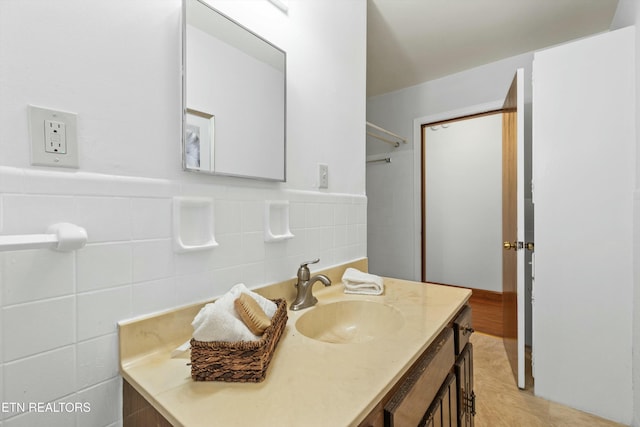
[76,243,132,292]
[76,378,121,427]
[1,250,74,305]
[2,296,75,361]
[0,167,367,426]
[77,286,131,341]
[3,347,76,404]
[76,334,119,389]
[131,278,177,314]
[3,398,76,427]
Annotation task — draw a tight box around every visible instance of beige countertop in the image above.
[119,260,471,427]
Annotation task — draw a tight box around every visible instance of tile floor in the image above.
[471,333,626,427]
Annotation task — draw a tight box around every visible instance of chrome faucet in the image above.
[290,258,331,311]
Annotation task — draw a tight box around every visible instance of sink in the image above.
[295,300,404,344]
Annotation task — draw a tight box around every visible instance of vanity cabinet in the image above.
[120,279,474,427]
[123,380,172,427]
[358,305,475,427]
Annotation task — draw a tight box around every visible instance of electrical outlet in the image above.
[318,163,329,189]
[29,105,78,168]
[44,120,67,154]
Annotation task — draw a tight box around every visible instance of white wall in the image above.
[0,1,367,426]
[366,52,533,282]
[611,2,640,425]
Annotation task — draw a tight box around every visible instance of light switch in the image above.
[318,163,329,189]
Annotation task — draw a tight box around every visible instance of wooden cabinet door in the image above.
[419,373,457,427]
[455,343,475,427]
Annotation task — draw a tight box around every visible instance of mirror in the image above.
[183,0,286,181]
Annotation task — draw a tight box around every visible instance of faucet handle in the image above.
[297,258,319,282]
[299,258,320,268]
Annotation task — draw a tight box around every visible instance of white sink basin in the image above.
[295,300,404,344]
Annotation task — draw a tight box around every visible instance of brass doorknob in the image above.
[525,242,535,251]
[503,241,516,250]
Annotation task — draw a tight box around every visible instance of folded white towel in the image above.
[191,283,277,342]
[342,268,384,295]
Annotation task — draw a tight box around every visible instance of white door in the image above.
[501,68,525,389]
[532,27,635,422]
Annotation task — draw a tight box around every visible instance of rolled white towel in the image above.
[191,283,277,342]
[342,268,384,296]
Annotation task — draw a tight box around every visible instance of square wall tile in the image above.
[210,234,242,269]
[241,201,263,233]
[3,346,76,404]
[132,239,174,283]
[174,272,213,307]
[211,266,245,296]
[2,296,75,362]
[77,243,132,292]
[2,249,74,306]
[2,397,76,427]
[76,378,121,427]
[2,195,75,235]
[240,262,265,288]
[318,203,334,227]
[264,257,292,284]
[241,232,265,264]
[132,198,171,240]
[305,203,320,228]
[131,278,176,316]
[357,203,367,225]
[77,286,131,341]
[289,202,305,229]
[75,197,132,243]
[76,334,119,389]
[285,229,306,260]
[215,200,241,234]
[174,250,216,276]
[334,204,348,225]
[0,167,25,193]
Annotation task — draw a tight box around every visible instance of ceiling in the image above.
[367,0,619,97]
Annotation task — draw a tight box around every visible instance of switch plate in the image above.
[29,105,78,168]
[318,163,328,189]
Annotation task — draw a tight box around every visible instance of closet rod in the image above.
[366,132,400,148]
[366,121,407,144]
[366,157,391,164]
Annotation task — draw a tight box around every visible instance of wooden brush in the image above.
[234,293,272,336]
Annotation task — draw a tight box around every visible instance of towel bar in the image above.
[0,223,88,252]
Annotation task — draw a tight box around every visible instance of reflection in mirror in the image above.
[183,0,286,181]
[185,109,214,171]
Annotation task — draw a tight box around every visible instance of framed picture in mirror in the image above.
[184,108,214,172]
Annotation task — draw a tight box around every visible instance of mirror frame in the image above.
[181,0,287,182]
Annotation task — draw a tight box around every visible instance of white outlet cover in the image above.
[28,105,78,168]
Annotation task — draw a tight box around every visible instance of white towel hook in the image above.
[0,222,88,252]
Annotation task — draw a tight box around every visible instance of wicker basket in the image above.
[190,298,288,382]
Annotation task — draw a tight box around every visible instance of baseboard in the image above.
[430,283,504,337]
